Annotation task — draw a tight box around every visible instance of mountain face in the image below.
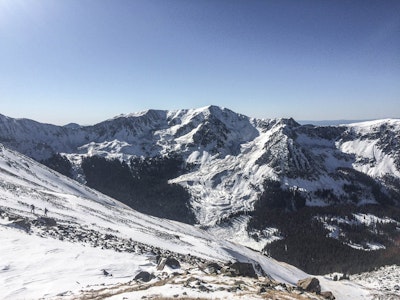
[1,106,400,274]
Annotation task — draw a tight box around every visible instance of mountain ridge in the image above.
[1,106,400,274]
[1,106,399,218]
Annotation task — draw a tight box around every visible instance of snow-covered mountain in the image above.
[1,106,400,274]
[2,107,399,213]
[0,143,378,299]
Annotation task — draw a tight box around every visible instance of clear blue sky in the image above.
[1,0,399,125]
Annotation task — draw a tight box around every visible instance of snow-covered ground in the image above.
[0,223,373,300]
[352,265,400,297]
[0,225,153,299]
[0,144,378,299]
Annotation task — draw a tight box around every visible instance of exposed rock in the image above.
[297,277,321,294]
[158,257,181,270]
[320,291,335,299]
[222,261,258,279]
[10,219,31,232]
[134,271,155,282]
[157,258,167,271]
[166,257,181,269]
[203,262,223,274]
[6,214,20,221]
[198,284,210,292]
[36,217,57,227]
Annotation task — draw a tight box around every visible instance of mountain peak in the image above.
[276,117,300,128]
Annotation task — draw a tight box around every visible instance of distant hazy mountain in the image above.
[298,120,372,126]
[1,106,399,274]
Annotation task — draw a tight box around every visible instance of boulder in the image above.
[231,262,258,278]
[222,261,258,279]
[297,277,321,294]
[134,271,154,282]
[157,256,181,270]
[165,257,181,269]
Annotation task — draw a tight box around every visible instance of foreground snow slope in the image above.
[0,227,150,299]
[0,144,373,299]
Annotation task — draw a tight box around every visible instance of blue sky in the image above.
[1,0,399,125]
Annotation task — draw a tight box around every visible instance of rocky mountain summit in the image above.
[1,106,399,274]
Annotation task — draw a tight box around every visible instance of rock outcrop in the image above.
[222,261,258,279]
[297,277,321,294]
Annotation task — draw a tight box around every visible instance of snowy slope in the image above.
[0,143,233,262]
[0,144,375,299]
[338,119,400,177]
[352,265,400,296]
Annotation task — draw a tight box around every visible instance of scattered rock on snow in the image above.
[102,269,112,277]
